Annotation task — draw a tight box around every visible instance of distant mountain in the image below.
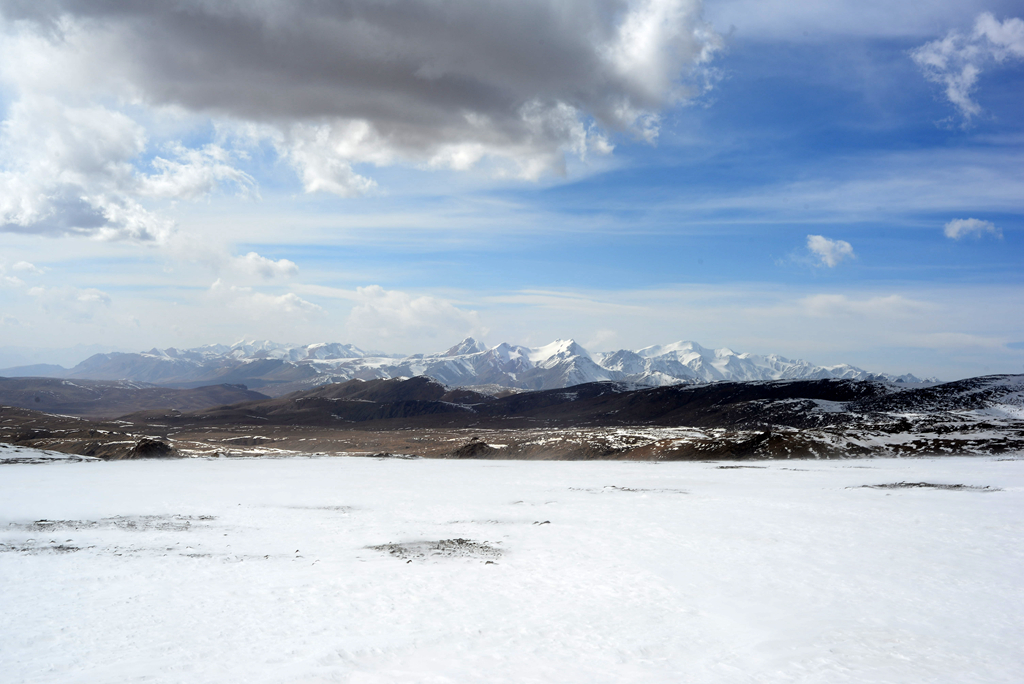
[4,337,932,396]
[0,364,67,378]
[0,377,268,418]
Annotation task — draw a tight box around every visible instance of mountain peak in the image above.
[636,341,706,358]
[528,338,589,363]
[443,337,487,357]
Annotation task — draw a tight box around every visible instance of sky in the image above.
[0,0,1022,380]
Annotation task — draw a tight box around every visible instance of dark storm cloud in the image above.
[1,0,716,137]
[0,0,719,236]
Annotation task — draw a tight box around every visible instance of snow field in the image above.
[1,455,1023,683]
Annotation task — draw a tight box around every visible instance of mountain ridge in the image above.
[118,373,1023,459]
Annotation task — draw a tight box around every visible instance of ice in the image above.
[2,453,1023,683]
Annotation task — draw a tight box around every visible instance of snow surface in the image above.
[2,453,1023,683]
[0,442,100,465]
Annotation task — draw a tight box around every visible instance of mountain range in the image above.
[0,338,931,396]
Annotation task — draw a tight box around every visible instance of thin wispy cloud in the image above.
[27,285,112,323]
[911,12,1024,124]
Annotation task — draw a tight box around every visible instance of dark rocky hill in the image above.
[126,374,1022,432]
[5,374,1021,460]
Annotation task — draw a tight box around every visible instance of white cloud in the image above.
[281,125,379,197]
[806,235,854,267]
[0,0,721,201]
[0,260,41,287]
[0,94,254,241]
[229,252,299,280]
[346,285,480,343]
[975,12,1024,61]
[158,229,301,283]
[0,95,160,240]
[209,279,323,319]
[140,144,257,201]
[911,12,1024,123]
[944,217,1002,239]
[11,261,43,274]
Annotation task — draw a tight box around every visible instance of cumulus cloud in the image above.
[944,217,1002,239]
[346,285,480,342]
[0,93,252,241]
[806,235,855,267]
[209,279,322,319]
[911,12,1024,123]
[0,0,721,204]
[229,252,299,280]
[0,96,159,240]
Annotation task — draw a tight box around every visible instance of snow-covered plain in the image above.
[2,453,1022,683]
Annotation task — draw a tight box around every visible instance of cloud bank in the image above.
[0,0,721,239]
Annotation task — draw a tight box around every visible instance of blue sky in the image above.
[0,0,1022,379]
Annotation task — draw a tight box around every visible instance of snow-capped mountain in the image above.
[10,338,930,396]
[594,341,916,386]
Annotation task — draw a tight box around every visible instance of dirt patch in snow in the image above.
[9,514,216,532]
[859,482,1000,491]
[0,541,88,554]
[570,485,687,494]
[368,538,503,561]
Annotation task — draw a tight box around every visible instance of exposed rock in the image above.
[447,437,498,458]
[368,538,502,561]
[125,437,176,459]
